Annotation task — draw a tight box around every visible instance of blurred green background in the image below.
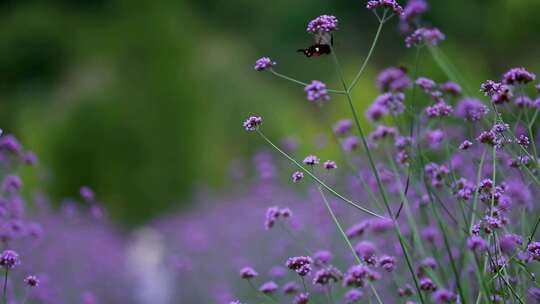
[2,0,539,226]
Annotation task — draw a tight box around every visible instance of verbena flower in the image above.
[286,256,313,276]
[366,0,404,15]
[243,116,262,131]
[514,95,533,108]
[80,186,95,202]
[376,67,411,92]
[342,136,360,152]
[355,241,377,264]
[254,57,276,71]
[305,80,330,103]
[306,15,339,33]
[333,119,353,136]
[477,130,496,145]
[293,293,310,304]
[259,281,279,294]
[419,277,437,291]
[440,81,462,96]
[2,175,22,193]
[455,98,489,121]
[264,207,291,229]
[283,281,300,294]
[312,266,343,285]
[239,267,258,279]
[527,242,540,261]
[303,155,320,166]
[344,289,363,303]
[323,160,337,170]
[466,236,487,252]
[405,27,445,48]
[24,275,40,287]
[346,221,370,239]
[458,140,473,150]
[416,77,436,92]
[0,250,20,268]
[378,255,397,272]
[313,250,333,266]
[502,67,536,85]
[401,0,427,23]
[425,101,453,118]
[292,171,304,183]
[432,289,457,303]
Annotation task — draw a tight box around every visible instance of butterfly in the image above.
[297,32,333,57]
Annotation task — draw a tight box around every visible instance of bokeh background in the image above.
[2,0,540,226]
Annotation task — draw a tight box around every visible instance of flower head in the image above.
[366,0,404,15]
[333,119,353,136]
[0,250,20,269]
[432,289,457,303]
[323,160,337,170]
[440,81,462,96]
[306,15,338,33]
[401,0,428,22]
[527,242,540,261]
[344,289,363,303]
[467,236,488,252]
[303,155,320,166]
[24,275,40,287]
[243,116,262,131]
[312,266,343,285]
[80,186,95,202]
[292,171,304,183]
[514,95,533,108]
[286,256,313,276]
[455,98,489,121]
[240,267,258,279]
[502,67,536,85]
[416,77,436,92]
[305,80,330,103]
[294,293,310,304]
[259,281,279,294]
[254,57,275,71]
[425,101,453,118]
[406,27,445,48]
[376,67,411,92]
[2,175,22,193]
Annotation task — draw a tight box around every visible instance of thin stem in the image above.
[330,40,426,304]
[317,186,384,304]
[269,69,346,95]
[348,10,387,92]
[2,268,7,304]
[255,129,387,219]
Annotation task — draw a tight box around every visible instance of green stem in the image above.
[255,129,386,219]
[317,186,384,304]
[270,69,346,95]
[348,11,387,92]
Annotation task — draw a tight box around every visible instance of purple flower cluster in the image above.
[366,92,405,121]
[254,57,275,71]
[366,0,404,15]
[405,27,445,48]
[265,206,292,229]
[305,80,330,103]
[376,66,411,92]
[243,116,263,131]
[286,256,313,276]
[454,98,489,121]
[306,15,339,33]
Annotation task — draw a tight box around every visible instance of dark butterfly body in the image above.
[297,33,333,58]
[297,44,331,57]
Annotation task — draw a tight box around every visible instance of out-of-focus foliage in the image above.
[1,0,539,225]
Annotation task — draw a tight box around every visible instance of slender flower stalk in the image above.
[255,129,387,219]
